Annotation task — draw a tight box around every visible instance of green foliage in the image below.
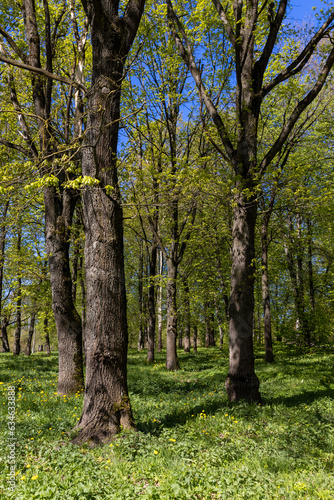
[1,346,334,498]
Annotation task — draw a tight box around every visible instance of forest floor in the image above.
[0,343,334,499]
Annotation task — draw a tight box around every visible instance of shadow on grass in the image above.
[268,387,334,408]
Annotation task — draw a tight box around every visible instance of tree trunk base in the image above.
[265,351,274,363]
[166,358,179,371]
[225,373,262,403]
[72,411,135,447]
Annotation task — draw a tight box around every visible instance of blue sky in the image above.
[289,0,327,22]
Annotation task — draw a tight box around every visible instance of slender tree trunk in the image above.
[147,243,157,362]
[225,192,261,402]
[193,324,198,354]
[215,303,224,350]
[157,249,163,352]
[13,228,22,356]
[0,201,9,349]
[183,276,191,353]
[307,218,315,339]
[79,256,86,364]
[1,316,10,353]
[205,301,215,347]
[178,331,183,349]
[261,219,274,363]
[44,315,51,355]
[25,309,37,356]
[137,243,144,350]
[166,258,179,370]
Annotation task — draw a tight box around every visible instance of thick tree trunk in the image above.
[166,259,179,370]
[72,0,146,442]
[225,193,261,402]
[261,221,274,363]
[1,316,10,353]
[147,243,157,362]
[44,187,84,394]
[25,309,37,356]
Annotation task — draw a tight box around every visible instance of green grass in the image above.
[0,343,334,499]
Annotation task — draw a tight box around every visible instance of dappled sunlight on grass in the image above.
[0,344,334,498]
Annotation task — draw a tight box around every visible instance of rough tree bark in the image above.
[72,0,146,445]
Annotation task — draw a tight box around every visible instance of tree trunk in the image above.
[0,201,9,349]
[307,218,315,339]
[44,315,51,355]
[1,316,10,353]
[182,275,191,353]
[44,187,84,394]
[215,304,224,350]
[157,249,163,352]
[13,228,22,356]
[137,242,144,350]
[25,309,37,356]
[261,220,274,363]
[225,192,261,402]
[193,324,198,354]
[73,0,145,443]
[79,256,87,364]
[147,243,157,362]
[166,259,179,370]
[205,301,215,347]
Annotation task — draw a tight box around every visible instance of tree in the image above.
[72,0,146,445]
[166,0,334,401]
[0,0,87,393]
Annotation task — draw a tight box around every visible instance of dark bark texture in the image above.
[73,0,145,445]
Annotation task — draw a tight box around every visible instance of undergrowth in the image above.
[0,343,333,499]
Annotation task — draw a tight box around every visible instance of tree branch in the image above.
[166,0,235,163]
[259,44,334,174]
[0,138,31,157]
[0,54,86,91]
[211,0,235,47]
[260,10,334,98]
[0,26,27,63]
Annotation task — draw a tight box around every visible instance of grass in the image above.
[0,343,334,499]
